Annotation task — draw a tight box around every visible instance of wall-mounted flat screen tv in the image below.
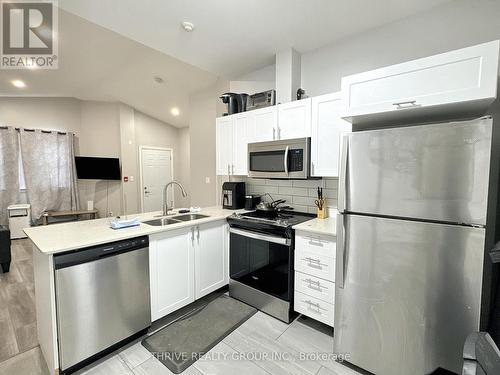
[75,156,121,180]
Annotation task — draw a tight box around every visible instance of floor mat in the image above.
[141,294,257,374]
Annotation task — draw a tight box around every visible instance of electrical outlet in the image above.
[205,177,210,184]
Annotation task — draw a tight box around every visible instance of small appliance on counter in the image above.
[247,90,276,111]
[219,93,248,115]
[222,182,245,209]
[245,195,261,210]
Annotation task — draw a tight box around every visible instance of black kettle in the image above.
[220,93,248,115]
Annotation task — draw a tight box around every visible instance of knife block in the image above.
[317,207,327,219]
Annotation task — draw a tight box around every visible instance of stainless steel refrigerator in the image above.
[335,116,499,374]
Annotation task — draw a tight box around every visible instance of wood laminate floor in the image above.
[0,239,38,365]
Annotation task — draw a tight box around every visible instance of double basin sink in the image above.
[143,213,209,227]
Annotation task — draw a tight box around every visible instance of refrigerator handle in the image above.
[338,135,349,213]
[336,213,346,289]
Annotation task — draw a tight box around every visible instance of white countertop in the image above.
[293,215,337,237]
[24,206,240,255]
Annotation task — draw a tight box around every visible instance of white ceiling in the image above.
[0,10,218,127]
[0,0,454,127]
[58,0,454,78]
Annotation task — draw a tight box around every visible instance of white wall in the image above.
[78,101,122,218]
[189,78,229,207]
[0,97,81,134]
[134,111,190,209]
[301,0,500,96]
[0,97,189,219]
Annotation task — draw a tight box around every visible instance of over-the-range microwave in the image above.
[248,137,313,179]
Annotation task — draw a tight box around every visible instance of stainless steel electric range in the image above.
[226,210,314,323]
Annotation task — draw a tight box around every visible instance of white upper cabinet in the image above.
[194,222,228,299]
[277,98,312,140]
[342,40,499,125]
[252,106,278,142]
[311,93,351,177]
[232,113,253,175]
[216,116,233,175]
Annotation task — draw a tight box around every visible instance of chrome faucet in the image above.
[163,181,188,216]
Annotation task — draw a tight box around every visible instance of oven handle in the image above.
[229,227,291,246]
[284,146,289,176]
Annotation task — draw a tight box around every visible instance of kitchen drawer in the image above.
[341,40,499,125]
[295,231,336,257]
[294,291,334,326]
[295,250,335,281]
[295,271,334,304]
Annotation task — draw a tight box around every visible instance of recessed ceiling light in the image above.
[153,76,164,84]
[171,107,180,116]
[11,79,26,88]
[181,21,194,32]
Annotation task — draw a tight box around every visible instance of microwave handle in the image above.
[284,146,289,175]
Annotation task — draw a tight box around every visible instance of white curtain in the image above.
[0,128,20,225]
[20,129,80,220]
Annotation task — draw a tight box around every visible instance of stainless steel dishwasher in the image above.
[54,236,151,373]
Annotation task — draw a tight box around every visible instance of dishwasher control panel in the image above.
[54,236,149,269]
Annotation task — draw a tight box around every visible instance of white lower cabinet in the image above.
[294,230,336,326]
[149,227,194,321]
[294,291,334,327]
[149,221,229,321]
[194,222,228,299]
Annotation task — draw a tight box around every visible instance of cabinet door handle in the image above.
[232,164,235,175]
[311,162,315,176]
[191,227,195,243]
[197,226,200,242]
[227,164,230,175]
[393,100,420,109]
[277,126,281,140]
[273,127,276,140]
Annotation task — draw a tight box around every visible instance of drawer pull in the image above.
[304,300,327,312]
[393,100,420,109]
[303,278,328,291]
[308,239,324,247]
[302,257,327,267]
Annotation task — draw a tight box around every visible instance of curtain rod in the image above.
[0,126,69,135]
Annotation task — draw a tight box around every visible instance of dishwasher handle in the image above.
[54,236,149,269]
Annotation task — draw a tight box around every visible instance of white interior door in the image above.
[141,148,172,213]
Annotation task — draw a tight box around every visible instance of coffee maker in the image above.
[219,93,248,116]
[222,182,245,209]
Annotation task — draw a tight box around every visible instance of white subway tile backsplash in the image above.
[308,188,337,198]
[292,196,316,206]
[239,177,338,214]
[278,186,309,196]
[292,179,325,188]
[325,178,339,189]
[266,179,293,187]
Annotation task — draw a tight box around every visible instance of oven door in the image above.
[248,138,309,179]
[229,227,293,301]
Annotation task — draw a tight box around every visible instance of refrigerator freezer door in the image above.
[334,214,484,375]
[341,117,492,225]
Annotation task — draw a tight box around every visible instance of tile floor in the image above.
[70,313,365,375]
[0,239,364,375]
